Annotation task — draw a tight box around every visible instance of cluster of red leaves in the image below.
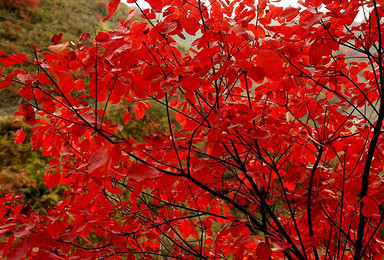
[1,0,384,259]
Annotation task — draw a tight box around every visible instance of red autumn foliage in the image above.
[1,0,384,259]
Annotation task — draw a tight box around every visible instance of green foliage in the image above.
[0,116,66,213]
[0,0,129,54]
[0,117,34,168]
[0,0,130,111]
[106,101,172,140]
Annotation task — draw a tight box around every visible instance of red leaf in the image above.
[362,197,379,217]
[256,242,272,260]
[248,66,265,82]
[0,53,29,66]
[134,106,144,119]
[103,0,121,22]
[0,80,12,89]
[60,232,78,242]
[123,8,139,27]
[181,76,201,92]
[133,101,150,119]
[124,109,131,124]
[51,32,63,44]
[43,171,61,189]
[105,180,122,194]
[191,159,207,172]
[300,12,324,29]
[88,148,109,174]
[249,126,271,140]
[2,235,15,258]
[0,223,16,236]
[146,0,164,12]
[279,7,300,21]
[95,31,110,43]
[16,104,36,125]
[7,240,31,260]
[180,16,200,35]
[158,21,178,34]
[129,21,148,37]
[254,50,283,78]
[13,127,25,144]
[14,224,33,238]
[16,73,36,83]
[40,96,56,114]
[74,79,84,90]
[129,163,159,182]
[55,71,75,96]
[232,24,255,41]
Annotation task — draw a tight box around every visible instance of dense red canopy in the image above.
[1,0,384,259]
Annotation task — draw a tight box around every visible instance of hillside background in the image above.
[0,0,170,212]
[0,0,130,115]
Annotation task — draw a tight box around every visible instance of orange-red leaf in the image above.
[129,163,159,182]
[0,80,12,89]
[103,0,121,22]
[147,0,164,12]
[43,171,61,189]
[88,148,109,174]
[39,94,56,114]
[124,109,131,124]
[181,76,201,92]
[249,126,271,140]
[180,16,200,35]
[129,21,148,37]
[0,53,29,66]
[158,21,178,34]
[279,7,300,21]
[95,31,110,43]
[13,127,25,144]
[254,50,283,78]
[134,106,144,119]
[123,8,139,27]
[300,12,324,29]
[133,101,150,119]
[48,42,72,56]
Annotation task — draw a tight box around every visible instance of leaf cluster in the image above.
[1,0,384,259]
